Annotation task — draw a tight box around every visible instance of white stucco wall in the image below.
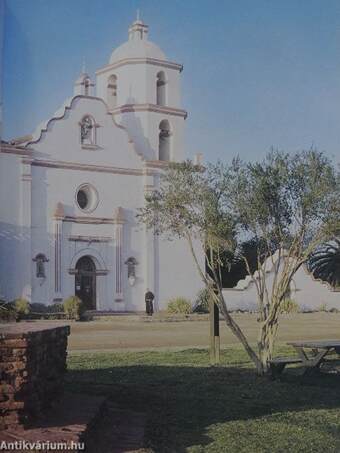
[115,111,184,162]
[158,236,204,308]
[0,152,32,301]
[0,18,202,311]
[222,264,340,312]
[96,63,181,108]
[0,95,200,311]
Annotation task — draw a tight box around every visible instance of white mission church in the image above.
[0,18,203,311]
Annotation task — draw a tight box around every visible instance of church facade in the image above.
[0,18,203,311]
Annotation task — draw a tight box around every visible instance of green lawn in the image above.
[67,347,340,452]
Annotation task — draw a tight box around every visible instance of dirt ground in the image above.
[61,312,340,353]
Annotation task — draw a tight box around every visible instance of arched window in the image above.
[107,75,117,109]
[84,78,90,96]
[80,115,96,145]
[33,253,48,278]
[159,119,171,161]
[156,71,166,106]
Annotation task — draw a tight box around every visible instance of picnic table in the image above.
[270,340,340,377]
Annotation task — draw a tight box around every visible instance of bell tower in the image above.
[95,17,187,162]
[74,62,94,97]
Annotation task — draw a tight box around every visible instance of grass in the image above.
[66,347,340,452]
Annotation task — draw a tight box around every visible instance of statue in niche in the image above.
[80,116,94,144]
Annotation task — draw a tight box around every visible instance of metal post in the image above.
[209,297,220,365]
[214,302,220,364]
[209,296,215,365]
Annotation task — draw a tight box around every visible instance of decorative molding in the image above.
[81,144,103,150]
[144,160,169,169]
[96,57,183,75]
[54,202,65,219]
[113,206,125,224]
[19,95,144,165]
[113,208,124,301]
[69,248,107,271]
[31,158,154,176]
[21,157,32,182]
[111,103,187,119]
[0,144,33,156]
[68,268,109,276]
[21,175,32,182]
[25,96,106,146]
[68,235,112,243]
[144,184,156,191]
[22,157,34,165]
[8,134,33,145]
[62,215,114,225]
[23,95,127,147]
[54,220,62,292]
[114,223,123,300]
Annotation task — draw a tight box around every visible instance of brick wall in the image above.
[0,323,70,430]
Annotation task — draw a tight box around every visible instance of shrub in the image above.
[14,298,31,316]
[63,296,84,320]
[280,298,299,314]
[193,288,211,313]
[167,297,192,315]
[29,302,66,320]
[0,301,17,322]
[30,303,48,313]
[49,303,64,313]
[317,303,328,312]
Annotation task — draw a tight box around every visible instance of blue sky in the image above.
[3,0,340,162]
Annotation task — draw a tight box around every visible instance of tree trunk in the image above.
[185,234,276,375]
[258,298,281,374]
[213,289,263,372]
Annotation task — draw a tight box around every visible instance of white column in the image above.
[143,169,157,301]
[53,202,64,297]
[113,207,125,302]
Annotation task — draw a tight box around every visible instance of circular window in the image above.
[75,184,98,212]
[77,190,88,209]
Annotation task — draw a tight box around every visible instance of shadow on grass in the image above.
[65,350,340,452]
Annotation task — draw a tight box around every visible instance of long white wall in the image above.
[0,152,32,301]
[222,265,340,312]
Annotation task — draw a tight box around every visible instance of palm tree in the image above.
[308,239,340,288]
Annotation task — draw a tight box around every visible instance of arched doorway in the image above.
[75,256,96,310]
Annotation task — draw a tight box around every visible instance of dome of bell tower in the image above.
[109,17,166,63]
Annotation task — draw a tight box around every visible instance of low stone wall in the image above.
[0,322,70,430]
